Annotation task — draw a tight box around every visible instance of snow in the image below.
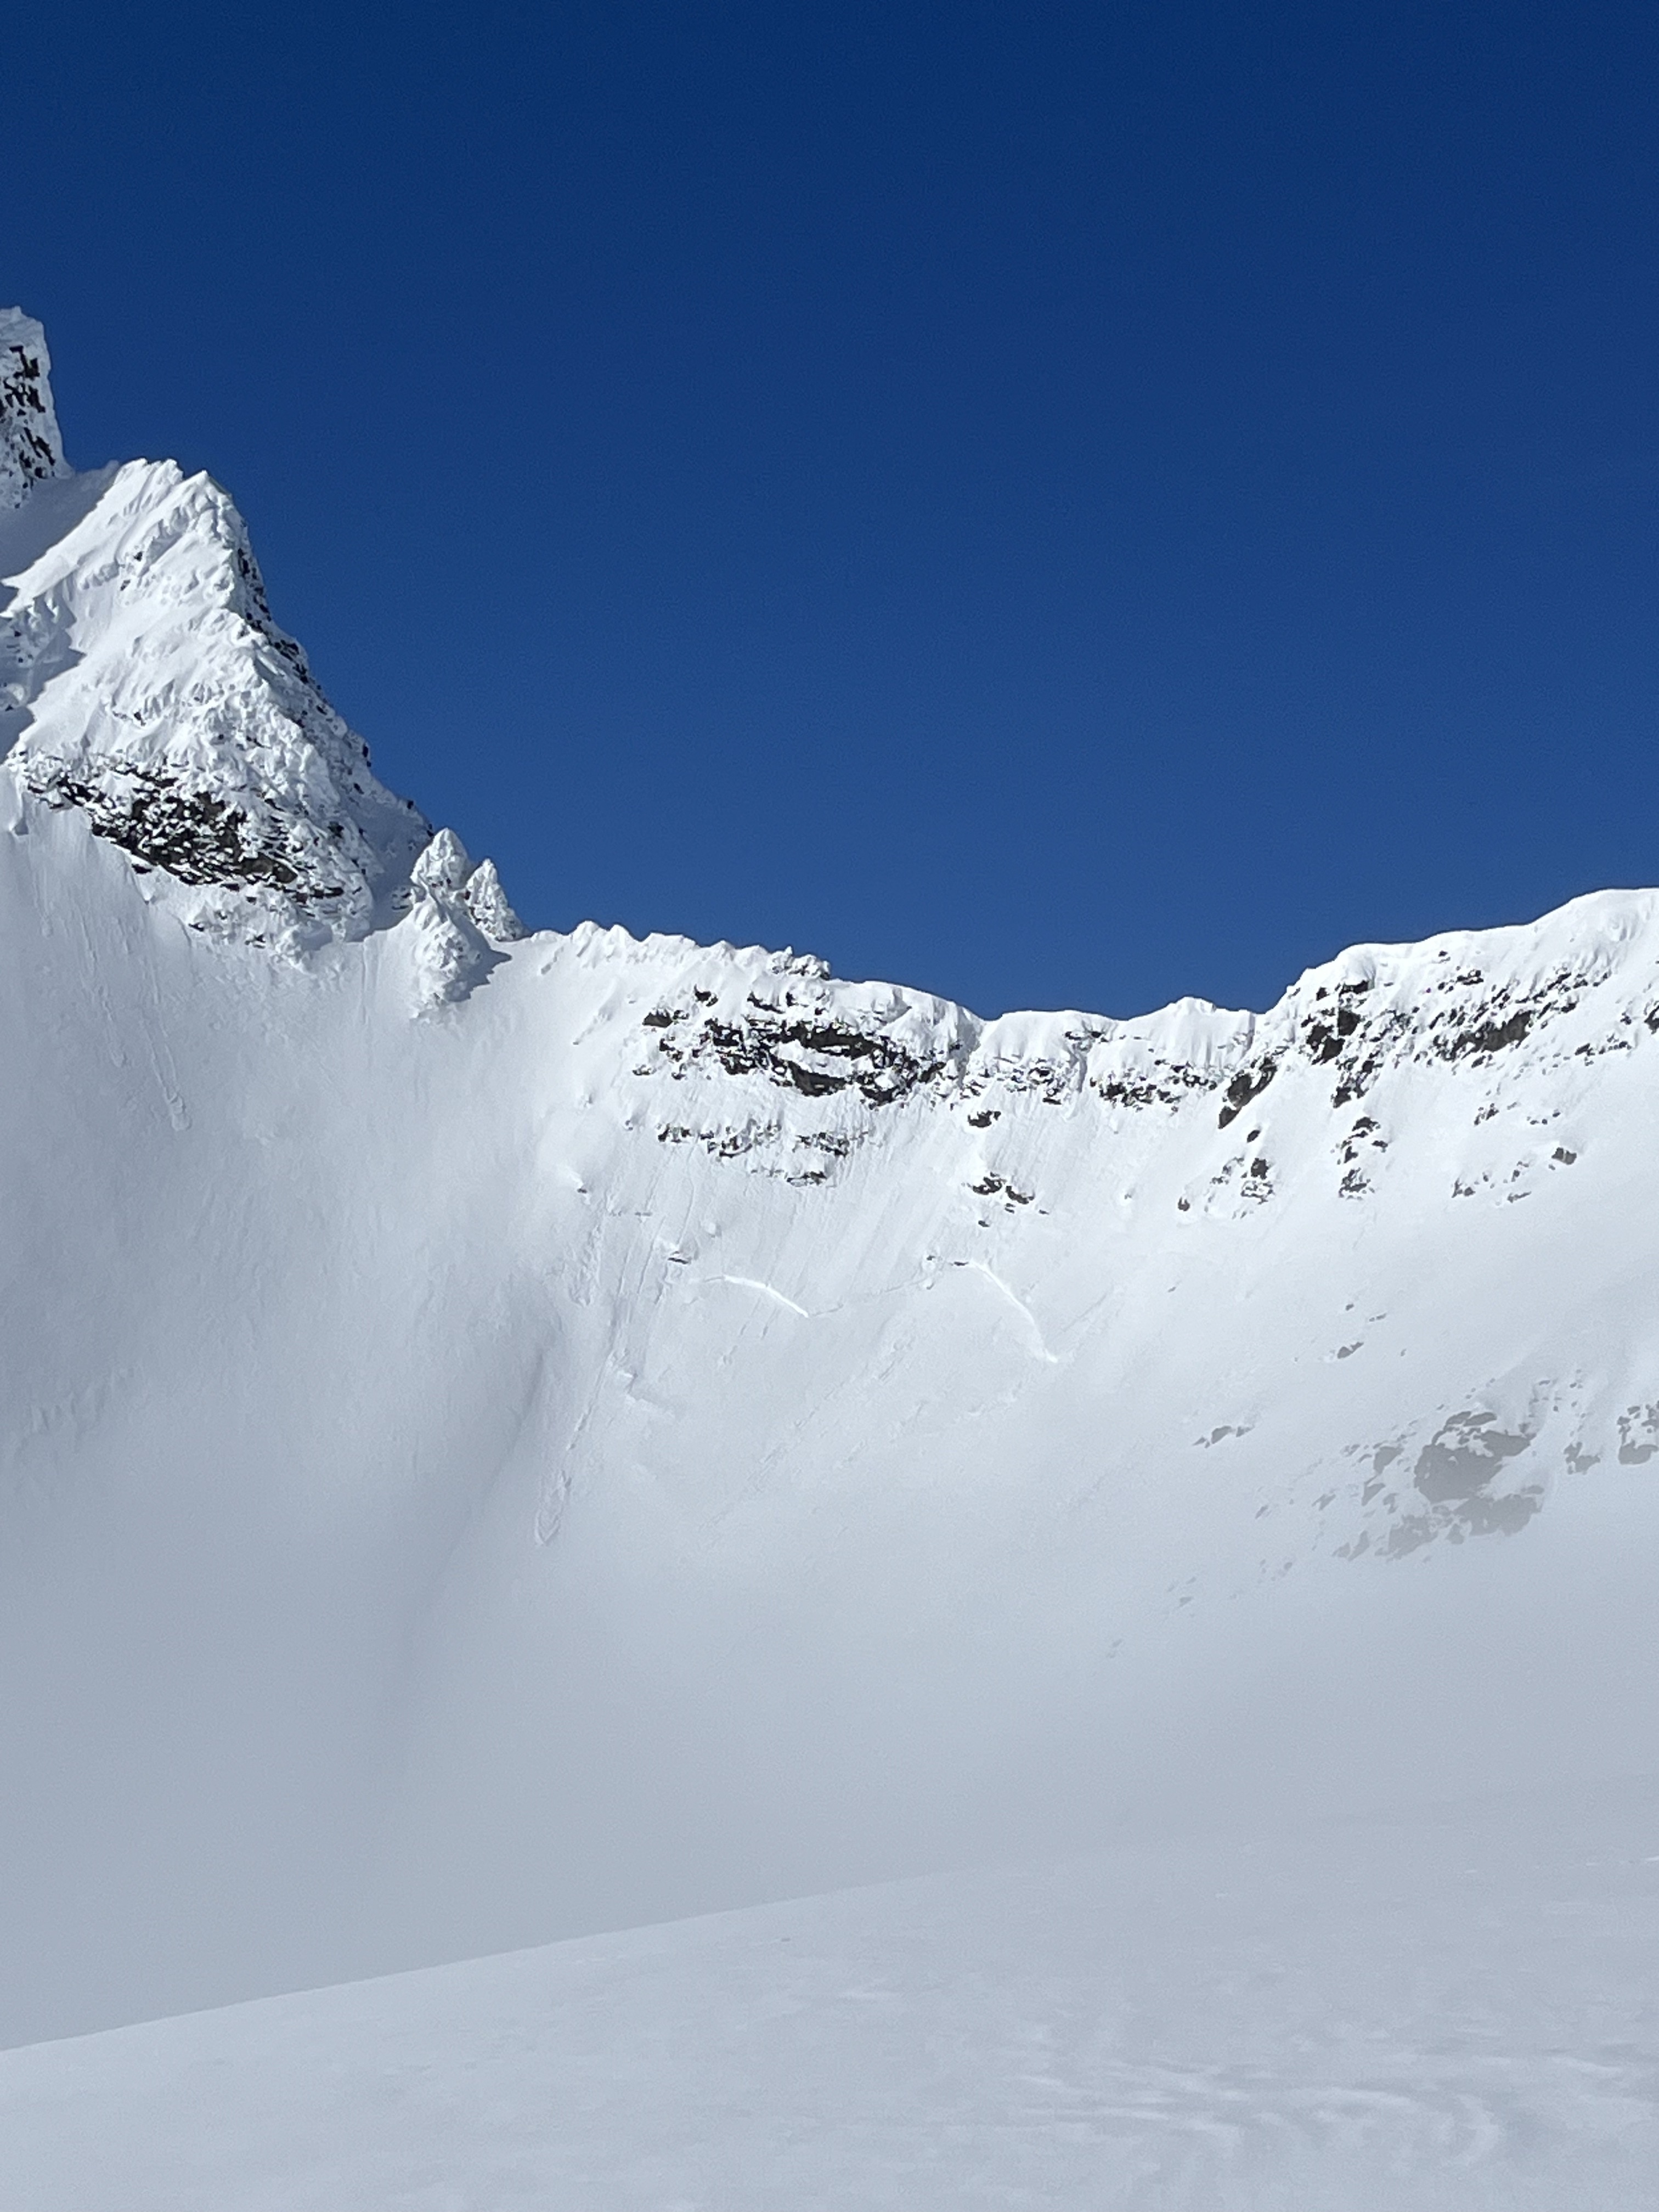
[5,1786,1657,2209]
[0,341,428,941]
[2,310,1657,2204]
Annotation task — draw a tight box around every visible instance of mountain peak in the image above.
[0,308,67,509]
[2,453,431,944]
[0,317,526,959]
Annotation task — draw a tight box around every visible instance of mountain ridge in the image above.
[3,309,1647,1085]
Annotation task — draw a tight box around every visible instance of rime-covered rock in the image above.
[0,308,67,509]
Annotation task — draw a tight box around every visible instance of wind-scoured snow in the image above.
[1,312,1656,2204]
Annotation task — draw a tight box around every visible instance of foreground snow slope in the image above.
[2,311,1658,2062]
[5,1781,1658,2211]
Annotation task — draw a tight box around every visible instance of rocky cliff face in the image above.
[0,309,67,510]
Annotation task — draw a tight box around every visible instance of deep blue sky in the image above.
[9,2,1659,1016]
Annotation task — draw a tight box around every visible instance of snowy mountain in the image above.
[2,313,1658,2198]
[0,306,441,945]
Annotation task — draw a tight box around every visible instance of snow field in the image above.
[5,1783,1657,2210]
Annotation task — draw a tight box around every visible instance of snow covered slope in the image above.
[2,312,1658,2079]
[7,1781,1658,2211]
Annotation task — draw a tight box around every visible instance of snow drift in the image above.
[2,311,1657,2053]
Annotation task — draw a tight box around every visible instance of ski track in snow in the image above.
[705,1273,813,1319]
[960,1258,1060,1362]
